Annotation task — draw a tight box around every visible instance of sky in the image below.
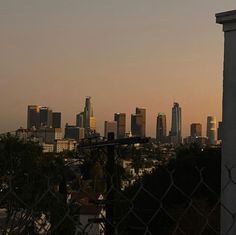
[1,0,236,137]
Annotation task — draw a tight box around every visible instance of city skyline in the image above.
[1,1,234,136]
[24,99,219,139]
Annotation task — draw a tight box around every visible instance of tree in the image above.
[0,135,74,234]
[117,147,221,235]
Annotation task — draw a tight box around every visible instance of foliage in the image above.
[0,135,75,234]
[117,146,221,234]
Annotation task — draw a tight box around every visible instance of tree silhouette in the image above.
[0,134,75,234]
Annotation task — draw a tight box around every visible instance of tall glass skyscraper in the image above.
[84,96,93,129]
[207,116,217,145]
[27,105,40,129]
[39,107,53,127]
[114,113,126,138]
[76,112,84,128]
[156,113,167,144]
[83,96,96,136]
[170,102,182,145]
[52,112,61,128]
[131,108,146,137]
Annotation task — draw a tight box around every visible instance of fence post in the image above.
[216,10,236,235]
[106,132,115,235]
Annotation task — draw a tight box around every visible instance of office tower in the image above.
[52,112,61,128]
[84,96,93,129]
[136,108,146,136]
[83,97,96,136]
[27,105,40,129]
[76,112,84,127]
[207,116,217,145]
[218,121,223,141]
[114,113,126,138]
[131,108,146,137]
[170,102,182,145]
[104,121,117,139]
[190,123,202,138]
[156,113,167,144]
[39,107,53,127]
[65,124,85,142]
[89,117,96,131]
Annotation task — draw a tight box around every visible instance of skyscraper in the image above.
[27,105,40,129]
[190,123,202,138]
[76,112,84,127]
[39,107,53,127]
[170,102,182,145]
[83,96,93,129]
[104,121,117,139]
[52,112,61,128]
[83,97,96,135]
[89,117,96,132]
[207,116,217,145]
[156,113,167,144]
[114,113,126,138]
[131,108,146,137]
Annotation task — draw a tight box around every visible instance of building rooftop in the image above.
[216,9,236,24]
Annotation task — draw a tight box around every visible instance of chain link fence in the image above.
[0,133,223,235]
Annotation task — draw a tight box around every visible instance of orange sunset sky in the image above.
[1,1,236,137]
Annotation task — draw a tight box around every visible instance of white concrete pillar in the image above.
[216,10,236,235]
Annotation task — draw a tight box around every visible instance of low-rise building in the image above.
[33,127,62,144]
[54,139,77,153]
[183,136,208,146]
[42,143,54,153]
[69,192,105,235]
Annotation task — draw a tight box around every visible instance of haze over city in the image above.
[1,1,236,137]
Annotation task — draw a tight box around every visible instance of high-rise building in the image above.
[83,97,96,136]
[27,105,61,129]
[170,102,182,145]
[39,107,53,127]
[65,124,85,142]
[190,123,202,138]
[131,108,146,137]
[76,112,84,127]
[207,116,217,145]
[27,105,40,129]
[156,113,167,144]
[52,112,61,128]
[114,113,126,138]
[104,121,117,139]
[84,96,93,129]
[89,117,96,132]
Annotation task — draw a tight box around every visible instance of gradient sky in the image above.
[1,1,236,137]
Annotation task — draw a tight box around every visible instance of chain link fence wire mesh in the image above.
[0,133,223,235]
